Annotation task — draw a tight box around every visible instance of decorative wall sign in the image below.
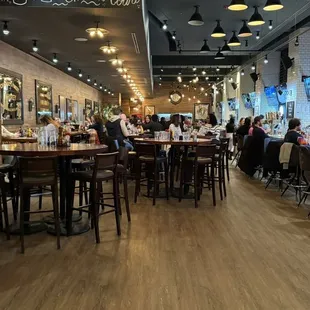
[0,0,141,8]
[286,101,295,119]
[169,90,182,105]
[194,103,208,121]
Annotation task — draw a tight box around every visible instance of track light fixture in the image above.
[228,31,241,46]
[269,20,273,30]
[228,0,248,11]
[87,75,91,82]
[211,20,226,38]
[104,86,107,92]
[248,6,265,26]
[238,20,252,37]
[172,31,176,40]
[256,31,260,40]
[162,20,168,31]
[2,21,9,36]
[32,40,38,52]
[202,70,206,75]
[251,63,256,71]
[53,53,58,64]
[216,67,220,72]
[160,67,164,72]
[67,62,72,71]
[295,36,299,47]
[94,80,97,86]
[264,55,269,64]
[99,84,103,89]
[200,39,210,53]
[263,0,284,12]
[78,70,83,78]
[205,76,209,80]
[241,69,245,76]
[188,5,204,26]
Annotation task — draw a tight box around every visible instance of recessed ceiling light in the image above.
[74,37,88,42]
[96,59,106,63]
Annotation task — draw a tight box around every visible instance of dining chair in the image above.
[18,156,61,253]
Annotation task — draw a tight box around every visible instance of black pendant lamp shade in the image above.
[248,6,265,26]
[228,31,241,46]
[238,20,252,37]
[200,39,210,53]
[188,5,204,26]
[228,0,248,11]
[211,20,226,38]
[263,0,283,11]
[215,47,225,60]
[221,40,231,53]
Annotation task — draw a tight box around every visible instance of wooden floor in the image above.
[1,168,310,309]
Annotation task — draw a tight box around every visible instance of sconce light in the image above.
[28,98,34,112]
[54,104,59,114]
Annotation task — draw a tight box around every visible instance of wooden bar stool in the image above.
[0,172,10,240]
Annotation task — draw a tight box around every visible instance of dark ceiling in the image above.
[0,7,152,98]
[147,0,310,82]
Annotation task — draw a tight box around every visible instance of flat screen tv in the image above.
[304,77,310,101]
[242,93,252,109]
[264,86,279,107]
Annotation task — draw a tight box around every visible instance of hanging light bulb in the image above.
[162,20,168,31]
[263,0,284,12]
[160,67,164,72]
[211,20,226,38]
[269,20,273,30]
[228,0,248,11]
[87,75,91,82]
[248,6,265,26]
[78,70,83,78]
[67,62,72,71]
[172,31,176,40]
[188,5,204,26]
[2,21,10,36]
[108,89,111,94]
[104,86,107,92]
[256,31,260,40]
[264,55,269,64]
[53,53,58,64]
[32,40,38,52]
[193,67,197,72]
[251,63,256,71]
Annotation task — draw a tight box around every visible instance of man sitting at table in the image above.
[284,118,303,145]
[106,107,133,150]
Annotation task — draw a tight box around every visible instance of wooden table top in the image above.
[134,138,212,146]
[2,136,37,143]
[70,131,89,136]
[0,143,108,157]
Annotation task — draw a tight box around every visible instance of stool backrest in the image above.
[196,144,217,159]
[118,146,129,168]
[19,156,58,184]
[93,152,119,178]
[135,142,156,158]
[299,146,310,172]
[236,134,244,150]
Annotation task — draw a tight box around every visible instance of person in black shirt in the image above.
[236,117,251,136]
[284,118,302,145]
[88,114,105,144]
[142,114,163,135]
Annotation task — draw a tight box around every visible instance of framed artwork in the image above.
[144,105,155,116]
[66,99,78,121]
[194,103,209,121]
[0,67,24,125]
[59,95,66,121]
[85,99,92,118]
[93,101,100,114]
[35,80,52,124]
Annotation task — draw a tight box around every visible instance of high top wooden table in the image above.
[0,143,108,235]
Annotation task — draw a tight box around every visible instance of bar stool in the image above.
[0,172,10,240]
[18,156,61,253]
[67,152,120,243]
[220,137,230,182]
[134,142,169,206]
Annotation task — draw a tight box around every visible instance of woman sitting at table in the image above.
[88,114,105,144]
[169,114,182,138]
[40,115,59,140]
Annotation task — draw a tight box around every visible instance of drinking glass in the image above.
[154,132,160,140]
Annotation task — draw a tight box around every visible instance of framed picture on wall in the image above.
[35,80,53,124]
[85,99,92,118]
[93,101,99,114]
[144,105,155,116]
[59,95,66,121]
[194,103,209,120]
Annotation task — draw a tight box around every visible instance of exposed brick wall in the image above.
[0,41,106,129]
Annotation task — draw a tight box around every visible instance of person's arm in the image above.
[142,122,152,130]
[120,119,129,137]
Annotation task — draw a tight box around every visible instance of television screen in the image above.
[276,84,287,105]
[228,98,237,111]
[242,93,252,109]
[304,77,310,101]
[264,86,279,107]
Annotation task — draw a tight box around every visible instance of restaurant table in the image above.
[2,136,37,144]
[134,138,212,197]
[0,143,108,235]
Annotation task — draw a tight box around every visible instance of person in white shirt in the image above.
[169,114,182,138]
[40,115,58,142]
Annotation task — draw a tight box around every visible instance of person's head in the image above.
[145,115,151,123]
[151,114,159,122]
[229,116,235,125]
[254,116,263,127]
[92,114,103,124]
[239,117,245,126]
[288,118,301,131]
[244,117,251,127]
[171,114,180,127]
[160,117,166,123]
[120,113,127,121]
[208,113,218,127]
[40,114,53,126]
[180,115,185,122]
[111,106,122,116]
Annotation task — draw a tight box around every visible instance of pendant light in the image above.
[263,0,283,11]
[32,40,38,52]
[216,67,220,72]
[211,20,226,38]
[200,39,210,53]
[228,31,241,46]
[67,62,72,71]
[228,0,248,11]
[221,40,231,53]
[188,5,204,26]
[248,6,265,26]
[78,70,83,78]
[2,21,9,36]
[238,20,252,37]
[53,53,58,64]
[214,47,225,60]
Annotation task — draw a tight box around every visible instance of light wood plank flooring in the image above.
[0,168,310,309]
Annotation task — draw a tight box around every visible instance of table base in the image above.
[47,220,90,236]
[43,214,82,225]
[10,221,47,235]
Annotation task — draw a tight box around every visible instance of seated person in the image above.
[1,125,17,138]
[142,114,163,135]
[284,118,303,145]
[88,114,104,144]
[169,114,182,137]
[236,117,251,137]
[40,115,58,141]
[252,116,269,139]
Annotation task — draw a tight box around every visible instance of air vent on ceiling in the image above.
[131,33,140,54]
[30,52,55,66]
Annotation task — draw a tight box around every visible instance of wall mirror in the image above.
[35,80,53,124]
[66,98,79,122]
[0,68,23,125]
[85,99,92,118]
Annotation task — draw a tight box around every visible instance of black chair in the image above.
[214,139,228,200]
[231,135,244,167]
[298,146,310,210]
[67,152,120,243]
[0,172,10,240]
[220,137,230,182]
[134,142,169,205]
[18,156,61,254]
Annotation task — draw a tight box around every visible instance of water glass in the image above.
[183,132,190,141]
[154,132,160,140]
